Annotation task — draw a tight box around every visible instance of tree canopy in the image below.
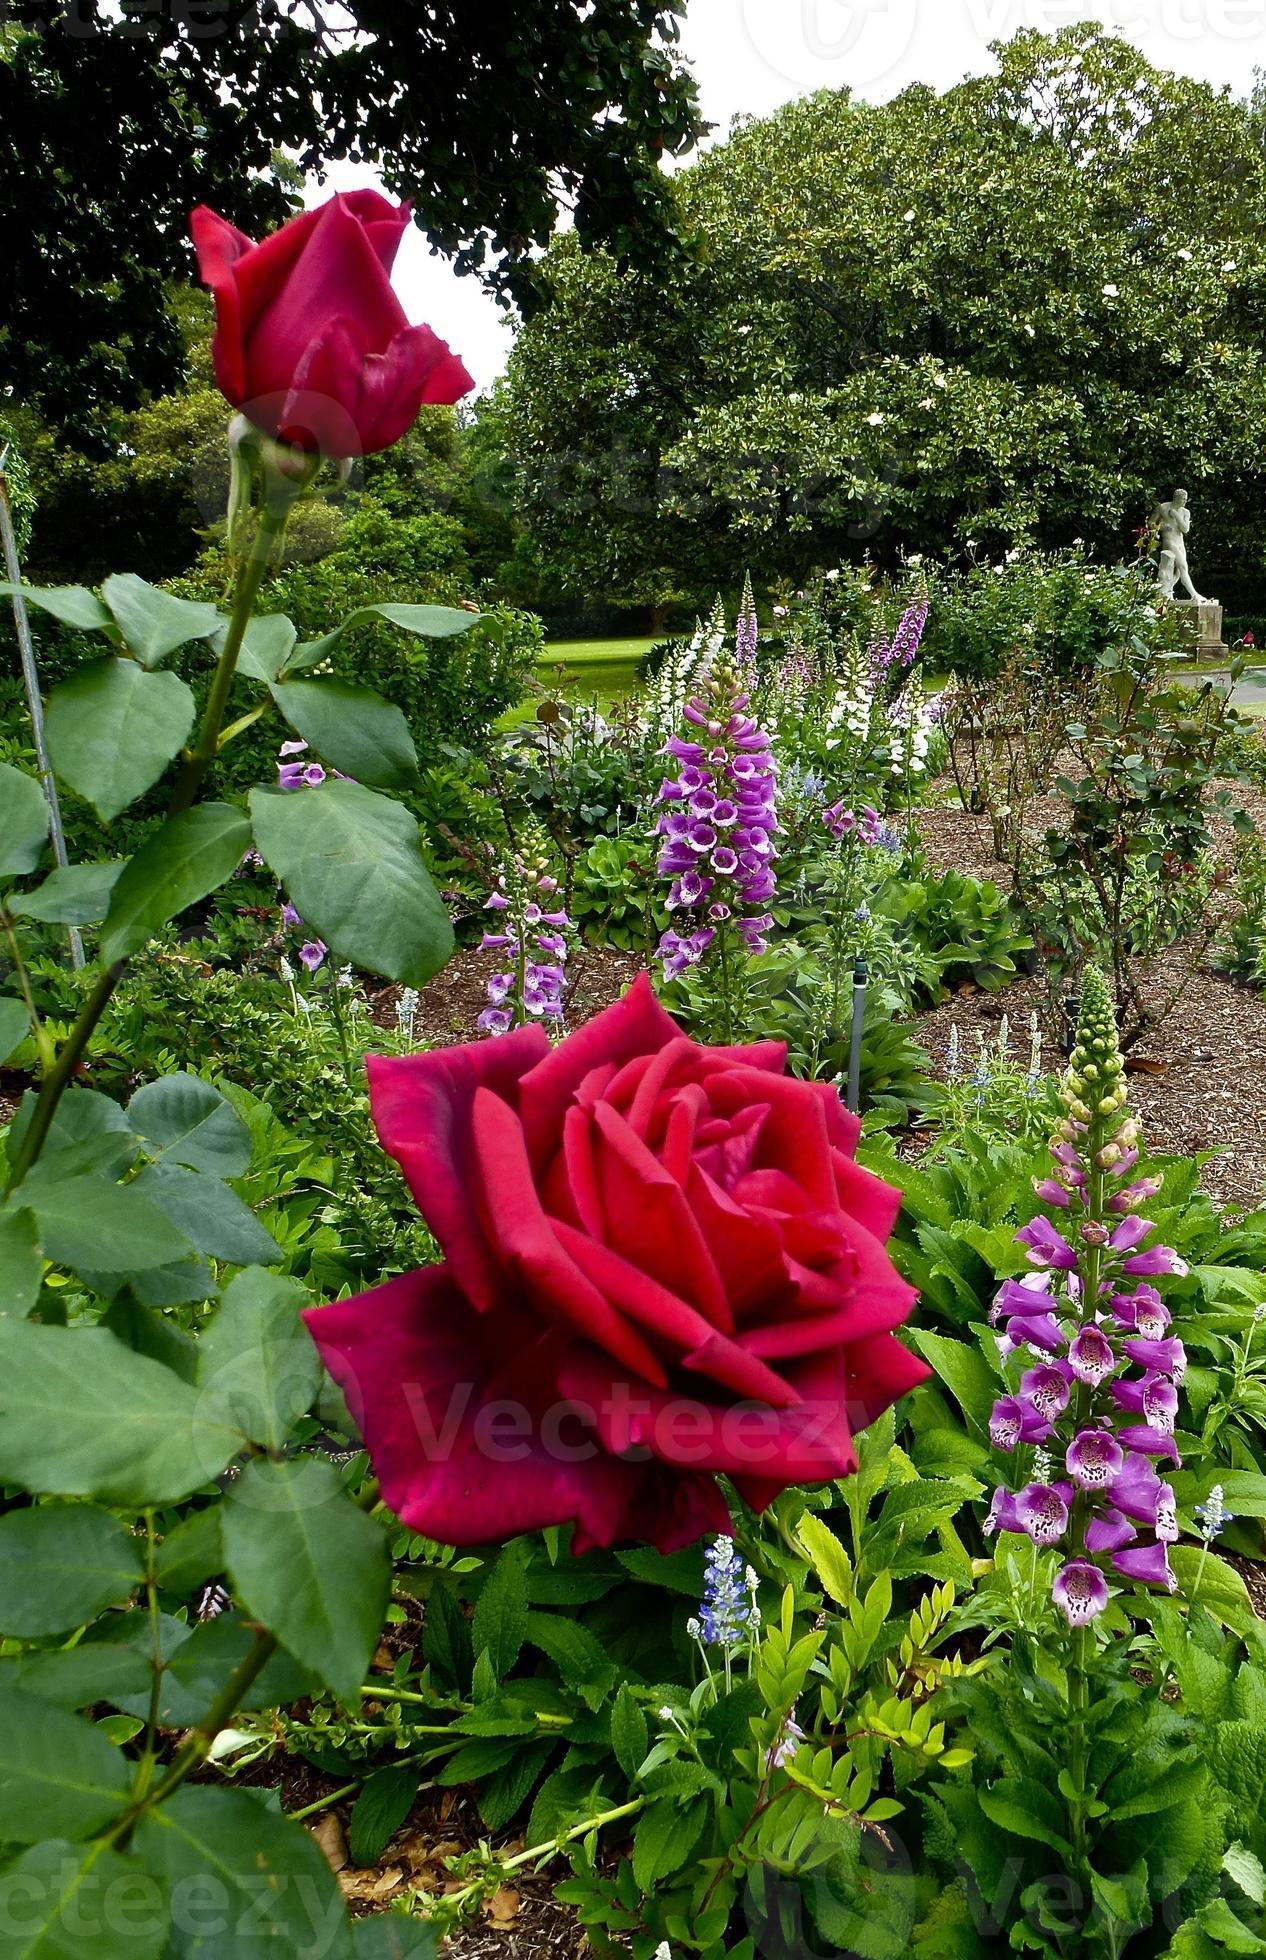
[498,25,1266,610]
[0,0,702,445]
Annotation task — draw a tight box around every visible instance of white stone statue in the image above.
[1151,488,1209,604]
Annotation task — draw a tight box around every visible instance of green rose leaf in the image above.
[154,1506,224,1596]
[100,573,222,670]
[18,1172,192,1274]
[133,1163,280,1268]
[134,1785,354,1959]
[223,1455,390,1708]
[0,1838,168,1958]
[197,1269,322,1453]
[221,612,299,684]
[8,860,125,925]
[0,582,114,634]
[127,1073,252,1179]
[270,677,419,789]
[45,660,195,822]
[0,761,49,877]
[0,1322,243,1506]
[249,781,454,985]
[113,1611,317,1727]
[0,1504,145,1636]
[0,1686,133,1842]
[0,1644,152,1711]
[100,803,252,964]
[287,601,478,674]
[0,995,30,1065]
[0,1206,41,1315]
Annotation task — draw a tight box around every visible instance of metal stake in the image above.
[0,445,84,969]
[847,955,868,1115]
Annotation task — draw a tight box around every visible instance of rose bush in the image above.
[191,190,473,457]
[305,976,928,1552]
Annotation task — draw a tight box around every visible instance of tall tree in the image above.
[498,25,1266,610]
[0,0,702,445]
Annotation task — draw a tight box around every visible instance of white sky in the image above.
[326,0,1266,392]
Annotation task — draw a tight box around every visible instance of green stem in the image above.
[4,500,293,1194]
[1,910,52,1072]
[286,1781,360,1825]
[418,1798,644,1917]
[131,1511,165,1804]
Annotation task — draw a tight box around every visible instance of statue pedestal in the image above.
[1166,598,1227,661]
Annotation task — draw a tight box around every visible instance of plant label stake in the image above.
[0,444,83,969]
[847,955,868,1115]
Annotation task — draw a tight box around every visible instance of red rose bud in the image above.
[191,191,473,459]
[303,976,928,1554]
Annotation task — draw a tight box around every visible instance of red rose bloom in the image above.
[191,191,473,458]
[304,977,928,1554]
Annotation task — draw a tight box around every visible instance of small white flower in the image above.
[903,208,916,222]
[658,1705,674,1722]
[1102,283,1119,298]
[867,411,885,427]
[1224,260,1238,273]
[1177,248,1193,262]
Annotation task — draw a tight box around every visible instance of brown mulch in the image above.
[913,776,1266,1213]
[368,942,643,1048]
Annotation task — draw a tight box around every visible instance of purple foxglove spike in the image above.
[1111,1542,1177,1591]
[1068,1326,1116,1386]
[1066,1428,1125,1491]
[1110,1452,1165,1523]
[1121,1246,1188,1278]
[990,1395,1053,1451]
[1135,1376,1178,1433]
[1121,1337,1186,1381]
[1016,1216,1079,1271]
[1003,1312,1068,1356]
[1021,1363,1073,1421]
[1108,1288,1171,1338]
[1033,1178,1072,1210]
[1053,1559,1109,1627]
[1085,1507,1137,1553]
[1116,1425,1181,1464]
[994,1274,1054,1316]
[1155,1485,1179,1543]
[1016,1483,1069,1546]
[1107,1178,1165,1215]
[1108,1215,1153,1252]
[983,1487,1022,1536]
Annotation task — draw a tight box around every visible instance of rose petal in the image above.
[518,973,681,1165]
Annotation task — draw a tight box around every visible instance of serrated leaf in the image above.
[288,602,477,673]
[0,1685,133,1842]
[0,1503,144,1636]
[796,1512,853,1606]
[472,1545,529,1681]
[45,659,195,822]
[0,995,30,1065]
[348,1764,421,1866]
[0,581,114,633]
[0,1837,169,1957]
[127,1073,251,1179]
[270,678,419,788]
[100,574,221,669]
[0,1205,41,1314]
[9,860,125,925]
[100,803,251,962]
[135,1784,354,1958]
[197,1269,321,1450]
[249,781,453,986]
[0,761,49,877]
[19,1171,191,1274]
[0,1321,243,1505]
[610,1685,649,1783]
[134,1162,280,1267]
[223,1456,389,1708]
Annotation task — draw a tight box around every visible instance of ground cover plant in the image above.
[3,129,1266,1960]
